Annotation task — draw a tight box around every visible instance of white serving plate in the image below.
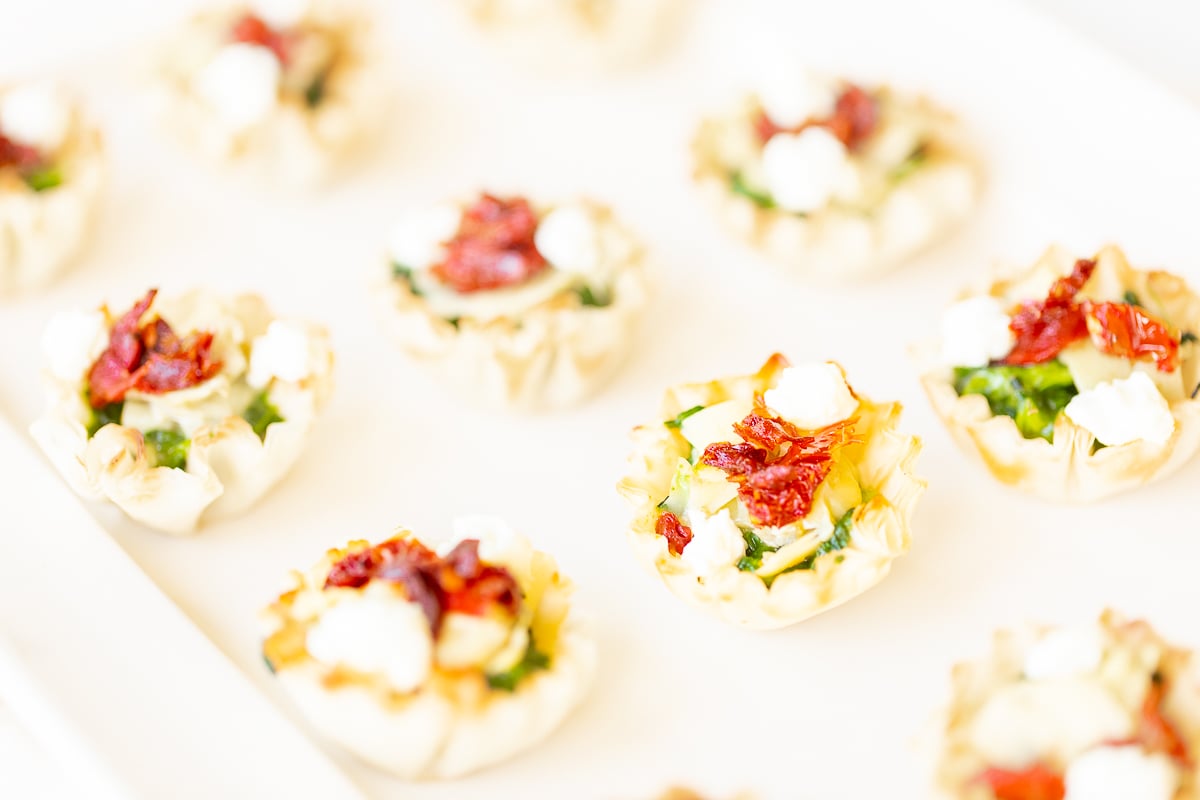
[2,0,1200,798]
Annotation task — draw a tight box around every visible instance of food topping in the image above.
[1085,302,1179,373]
[324,537,521,634]
[1062,372,1174,447]
[701,409,858,528]
[86,290,222,409]
[941,296,1017,368]
[655,510,693,556]
[0,84,70,190]
[762,363,858,430]
[430,194,549,293]
[754,82,878,151]
[761,126,853,214]
[975,763,1065,800]
[1003,258,1095,366]
[230,13,291,64]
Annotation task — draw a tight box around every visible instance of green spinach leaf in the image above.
[736,528,779,572]
[730,172,775,209]
[953,361,1078,443]
[486,639,550,692]
[664,405,705,430]
[86,400,124,438]
[243,392,285,440]
[144,429,190,470]
[391,262,424,297]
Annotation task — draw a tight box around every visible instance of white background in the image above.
[2,1,1200,798]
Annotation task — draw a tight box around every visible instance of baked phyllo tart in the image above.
[382,192,647,409]
[151,0,378,186]
[261,517,595,779]
[454,0,683,73]
[937,611,1200,800]
[0,81,104,293]
[692,68,978,279]
[30,288,332,534]
[919,245,1200,502]
[617,354,923,629]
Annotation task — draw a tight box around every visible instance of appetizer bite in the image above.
[937,611,1200,800]
[0,81,104,293]
[150,0,378,186]
[919,245,1200,502]
[382,192,647,409]
[618,354,923,629]
[30,288,332,534]
[454,0,684,73]
[692,67,978,279]
[261,517,594,779]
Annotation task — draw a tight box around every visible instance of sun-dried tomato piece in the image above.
[1003,258,1096,365]
[753,83,879,151]
[431,194,548,293]
[0,133,44,172]
[655,511,694,556]
[701,411,858,529]
[1085,301,1180,372]
[973,763,1065,800]
[230,13,290,63]
[1136,673,1192,765]
[85,290,223,408]
[324,537,522,634]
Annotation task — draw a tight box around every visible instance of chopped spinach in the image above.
[889,145,928,184]
[953,361,1078,443]
[575,284,611,308]
[24,167,62,192]
[486,639,550,692]
[1122,290,1142,307]
[780,507,856,576]
[86,400,124,438]
[144,429,190,470]
[304,71,328,109]
[242,391,285,440]
[445,316,461,329]
[391,262,424,297]
[262,651,276,675]
[736,528,778,572]
[664,405,705,430]
[730,172,775,209]
[1182,332,1198,345]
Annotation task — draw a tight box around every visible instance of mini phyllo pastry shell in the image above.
[919,245,1200,503]
[0,82,104,293]
[261,517,595,779]
[937,611,1200,800]
[455,0,684,73]
[618,354,923,630]
[692,70,978,280]
[150,0,380,186]
[382,193,647,410]
[30,288,332,534]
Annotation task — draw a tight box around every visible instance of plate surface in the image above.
[3,0,1200,798]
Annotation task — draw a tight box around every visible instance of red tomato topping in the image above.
[230,13,290,64]
[655,511,694,556]
[0,133,44,172]
[1136,674,1192,765]
[1085,301,1180,372]
[973,763,1065,800]
[86,289,222,409]
[700,409,858,529]
[753,83,879,151]
[1002,258,1095,365]
[430,194,548,294]
[324,537,521,634]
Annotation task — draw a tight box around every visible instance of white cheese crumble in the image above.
[764,362,858,430]
[755,69,837,129]
[1063,371,1175,447]
[42,310,109,383]
[247,320,318,388]
[1023,624,1107,681]
[761,127,851,214]
[305,589,433,693]
[968,679,1133,769]
[195,43,282,130]
[679,508,746,574]
[1064,746,1178,800]
[250,0,310,29]
[0,83,71,153]
[387,204,462,272]
[940,296,1015,367]
[533,205,601,277]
